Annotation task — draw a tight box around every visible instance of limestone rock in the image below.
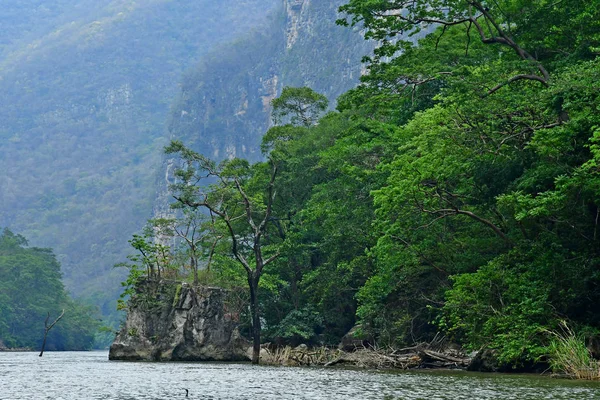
[467,348,502,372]
[338,325,373,352]
[109,283,249,361]
[587,335,600,359]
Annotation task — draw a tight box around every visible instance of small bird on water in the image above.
[183,388,189,397]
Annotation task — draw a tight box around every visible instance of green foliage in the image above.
[268,307,324,344]
[271,87,328,127]
[0,228,99,350]
[319,0,600,367]
[339,0,600,66]
[116,223,188,311]
[172,284,182,308]
[439,249,555,366]
[110,0,600,369]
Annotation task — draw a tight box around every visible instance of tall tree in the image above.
[271,86,329,127]
[165,142,280,364]
[339,0,600,92]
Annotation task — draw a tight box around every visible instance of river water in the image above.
[1,351,599,399]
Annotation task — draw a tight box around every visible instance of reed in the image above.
[546,322,600,380]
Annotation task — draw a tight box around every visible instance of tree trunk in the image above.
[248,273,261,364]
[191,255,198,286]
[39,309,65,357]
[39,331,49,358]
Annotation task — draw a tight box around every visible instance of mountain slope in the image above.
[0,0,371,321]
[0,0,278,312]
[168,0,371,161]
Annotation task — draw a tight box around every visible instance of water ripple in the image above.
[1,352,599,399]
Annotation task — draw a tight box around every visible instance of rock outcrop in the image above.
[338,325,374,352]
[109,282,249,361]
[467,348,503,372]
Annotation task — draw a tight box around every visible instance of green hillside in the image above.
[0,228,98,350]
[0,0,278,315]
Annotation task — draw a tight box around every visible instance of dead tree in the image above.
[39,309,65,357]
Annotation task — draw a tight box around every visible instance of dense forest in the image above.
[0,229,98,350]
[120,0,600,369]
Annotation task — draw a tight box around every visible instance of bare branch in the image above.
[234,177,258,234]
[223,214,252,273]
[206,235,223,273]
[263,252,281,268]
[422,207,512,245]
[486,74,549,96]
[39,309,65,357]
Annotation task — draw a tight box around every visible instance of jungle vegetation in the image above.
[121,0,600,368]
[0,228,99,350]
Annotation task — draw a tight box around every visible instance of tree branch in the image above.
[422,207,512,245]
[486,74,549,96]
[39,309,65,357]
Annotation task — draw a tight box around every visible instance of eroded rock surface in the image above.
[109,283,249,361]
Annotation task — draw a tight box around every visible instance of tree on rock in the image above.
[165,142,281,364]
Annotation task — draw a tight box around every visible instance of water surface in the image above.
[1,351,599,399]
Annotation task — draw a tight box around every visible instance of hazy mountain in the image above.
[0,0,278,314]
[0,0,369,321]
[167,0,371,164]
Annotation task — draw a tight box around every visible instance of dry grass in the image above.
[546,322,600,380]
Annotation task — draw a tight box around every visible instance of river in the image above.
[1,351,599,399]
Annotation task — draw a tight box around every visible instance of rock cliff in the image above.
[166,0,371,164]
[109,283,249,361]
[155,0,372,219]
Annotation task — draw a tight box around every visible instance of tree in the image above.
[338,0,600,93]
[127,232,173,281]
[151,208,218,285]
[271,86,328,127]
[165,141,280,364]
[39,310,65,357]
[335,0,600,364]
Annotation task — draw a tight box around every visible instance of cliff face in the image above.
[156,0,371,219]
[166,0,371,164]
[109,283,249,361]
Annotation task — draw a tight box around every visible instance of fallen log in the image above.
[419,349,469,365]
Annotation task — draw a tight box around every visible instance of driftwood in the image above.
[420,349,469,364]
[39,309,65,357]
[261,345,335,366]
[323,350,423,369]
[264,335,471,370]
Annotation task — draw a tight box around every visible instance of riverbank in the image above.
[0,346,33,352]
[259,343,600,382]
[259,340,471,371]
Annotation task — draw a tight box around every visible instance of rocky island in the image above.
[109,282,249,361]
